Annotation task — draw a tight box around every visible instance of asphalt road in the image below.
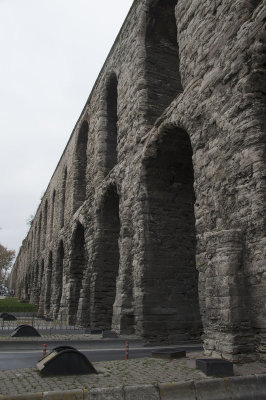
[0,345,202,370]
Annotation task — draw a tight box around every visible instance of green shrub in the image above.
[0,297,37,312]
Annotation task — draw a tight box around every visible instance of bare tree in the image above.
[0,243,15,285]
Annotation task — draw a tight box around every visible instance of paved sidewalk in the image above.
[0,350,266,397]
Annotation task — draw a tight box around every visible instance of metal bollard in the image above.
[126,341,129,360]
[43,343,47,357]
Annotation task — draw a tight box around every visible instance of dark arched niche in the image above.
[145,0,183,125]
[50,190,56,236]
[92,185,120,329]
[143,126,201,343]
[105,73,118,175]
[60,167,67,228]
[68,222,86,324]
[52,240,64,319]
[42,200,48,250]
[73,121,89,213]
[44,251,53,316]
[250,0,261,9]
[37,213,42,255]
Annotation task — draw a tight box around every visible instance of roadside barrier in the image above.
[1,375,266,400]
[125,340,129,360]
[42,343,47,357]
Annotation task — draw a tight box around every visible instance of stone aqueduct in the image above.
[10,0,265,362]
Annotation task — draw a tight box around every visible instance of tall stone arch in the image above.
[105,73,118,175]
[142,125,201,343]
[68,222,87,325]
[60,167,67,228]
[32,261,39,306]
[42,200,48,250]
[44,251,53,316]
[50,190,56,237]
[51,240,64,319]
[91,185,120,330]
[38,258,45,315]
[37,213,42,255]
[73,121,89,213]
[145,0,183,126]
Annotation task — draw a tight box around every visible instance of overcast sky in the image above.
[0,0,133,256]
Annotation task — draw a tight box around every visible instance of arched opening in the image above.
[68,222,86,324]
[29,266,34,302]
[50,190,56,237]
[24,274,30,300]
[92,185,120,329]
[32,261,39,305]
[37,213,42,254]
[52,241,64,319]
[250,0,261,9]
[73,121,88,213]
[40,260,44,285]
[60,168,67,228]
[105,73,118,175]
[42,200,48,250]
[33,224,37,259]
[38,259,45,314]
[44,251,53,316]
[143,126,201,343]
[145,0,183,125]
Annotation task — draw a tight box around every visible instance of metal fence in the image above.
[0,313,85,333]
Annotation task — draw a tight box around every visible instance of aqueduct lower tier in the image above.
[10,0,266,363]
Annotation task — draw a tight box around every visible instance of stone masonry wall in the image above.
[10,0,266,362]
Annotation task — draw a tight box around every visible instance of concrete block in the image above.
[102,330,118,338]
[195,379,231,400]
[159,381,196,400]
[0,394,43,400]
[85,329,103,335]
[195,375,266,400]
[152,349,186,359]
[85,387,123,400]
[124,385,160,400]
[43,389,83,400]
[196,358,234,377]
[256,374,266,395]
[226,374,266,399]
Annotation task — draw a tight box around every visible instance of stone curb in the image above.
[0,374,266,400]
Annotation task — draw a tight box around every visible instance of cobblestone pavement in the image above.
[0,351,266,396]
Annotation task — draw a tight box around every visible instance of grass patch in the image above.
[0,297,37,312]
